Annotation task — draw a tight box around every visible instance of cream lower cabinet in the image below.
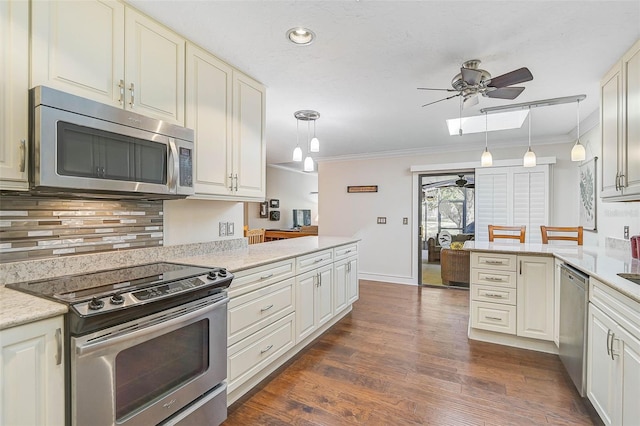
[470,252,554,342]
[334,243,359,314]
[0,316,65,426]
[296,265,333,342]
[587,278,640,426]
[0,0,29,190]
[31,0,185,125]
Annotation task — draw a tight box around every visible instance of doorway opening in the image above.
[419,172,475,287]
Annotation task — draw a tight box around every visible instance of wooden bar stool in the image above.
[488,225,526,243]
[540,226,583,245]
[246,228,265,244]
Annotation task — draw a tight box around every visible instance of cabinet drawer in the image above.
[228,278,295,346]
[470,268,517,287]
[470,301,516,334]
[296,249,333,274]
[471,252,517,271]
[590,278,640,337]
[227,313,295,393]
[471,284,517,305]
[334,243,358,260]
[228,259,295,298]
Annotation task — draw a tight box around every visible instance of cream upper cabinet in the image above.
[232,72,266,199]
[601,39,640,201]
[186,43,234,196]
[31,0,185,125]
[1,316,65,426]
[0,0,29,190]
[31,0,125,107]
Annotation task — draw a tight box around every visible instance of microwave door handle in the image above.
[168,138,179,192]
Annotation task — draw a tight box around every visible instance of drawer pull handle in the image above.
[260,344,273,354]
[485,293,503,298]
[485,316,502,321]
[485,276,504,282]
[19,139,26,173]
[260,273,274,280]
[314,258,325,263]
[55,328,62,365]
[606,329,612,356]
[484,260,504,265]
[345,249,352,254]
[260,304,274,312]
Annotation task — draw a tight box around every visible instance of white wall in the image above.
[163,199,244,245]
[247,165,318,230]
[319,141,586,285]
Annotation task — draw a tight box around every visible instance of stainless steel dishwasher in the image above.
[559,263,589,397]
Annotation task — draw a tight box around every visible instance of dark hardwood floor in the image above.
[225,280,597,425]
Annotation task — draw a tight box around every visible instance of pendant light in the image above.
[523,106,536,167]
[571,99,586,161]
[292,118,302,161]
[310,120,320,152]
[481,111,493,167]
[303,120,314,171]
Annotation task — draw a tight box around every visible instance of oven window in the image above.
[57,121,167,184]
[115,319,209,421]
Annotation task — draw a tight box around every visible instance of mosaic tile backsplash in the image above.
[0,196,163,262]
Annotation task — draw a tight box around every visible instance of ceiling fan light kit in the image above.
[293,110,320,172]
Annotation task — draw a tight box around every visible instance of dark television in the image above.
[293,209,311,227]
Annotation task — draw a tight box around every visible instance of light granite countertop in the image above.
[0,236,358,330]
[464,241,640,304]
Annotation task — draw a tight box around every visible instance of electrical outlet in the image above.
[624,225,630,239]
[377,217,386,224]
[227,222,234,236]
[219,222,227,237]
[403,217,408,225]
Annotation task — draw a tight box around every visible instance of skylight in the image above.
[446,110,529,136]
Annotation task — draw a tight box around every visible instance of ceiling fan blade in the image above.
[421,93,461,107]
[417,87,457,92]
[461,68,483,86]
[485,86,525,99]
[487,67,533,88]
[463,95,479,109]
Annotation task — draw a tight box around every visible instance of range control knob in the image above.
[206,271,218,280]
[110,293,125,305]
[217,269,228,278]
[88,297,105,310]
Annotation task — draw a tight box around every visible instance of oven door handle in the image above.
[75,296,228,357]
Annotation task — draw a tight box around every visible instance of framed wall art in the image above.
[579,157,597,231]
[269,210,280,221]
[259,201,268,218]
[269,199,280,208]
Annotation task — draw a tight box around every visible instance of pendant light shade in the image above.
[303,156,314,172]
[292,146,302,162]
[523,107,536,167]
[310,120,320,152]
[481,112,493,167]
[571,99,586,162]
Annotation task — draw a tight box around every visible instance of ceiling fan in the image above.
[418,59,533,109]
[455,174,474,188]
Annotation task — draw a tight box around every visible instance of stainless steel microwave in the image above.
[29,86,195,199]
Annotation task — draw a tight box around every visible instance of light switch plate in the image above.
[219,222,227,237]
[227,222,234,236]
[403,217,408,225]
[377,217,386,224]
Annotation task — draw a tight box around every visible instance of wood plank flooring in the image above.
[224,280,598,425]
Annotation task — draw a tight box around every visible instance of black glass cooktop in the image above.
[7,262,221,303]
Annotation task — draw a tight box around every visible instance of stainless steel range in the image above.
[7,262,233,426]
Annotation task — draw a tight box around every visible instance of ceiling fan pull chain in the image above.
[459,96,463,136]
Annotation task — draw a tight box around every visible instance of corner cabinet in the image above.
[601,39,640,201]
[31,0,186,125]
[0,0,29,191]
[187,43,266,200]
[0,316,65,426]
[587,278,640,426]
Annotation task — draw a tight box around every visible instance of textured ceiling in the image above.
[128,0,640,168]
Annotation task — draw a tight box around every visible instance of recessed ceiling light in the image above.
[286,27,315,45]
[446,110,529,136]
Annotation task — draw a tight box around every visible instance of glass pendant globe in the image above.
[571,142,586,161]
[292,146,302,162]
[310,137,320,152]
[481,147,493,167]
[523,147,537,167]
[303,156,314,172]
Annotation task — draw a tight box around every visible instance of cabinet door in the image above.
[587,304,619,426]
[232,72,266,198]
[0,316,65,426]
[317,265,333,327]
[0,0,29,189]
[619,326,640,426]
[334,260,349,314]
[125,7,185,125]
[516,256,554,341]
[347,257,359,304]
[622,40,640,198]
[296,270,317,342]
[601,62,623,199]
[186,43,233,196]
[31,0,125,106]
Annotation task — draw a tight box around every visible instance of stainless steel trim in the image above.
[55,327,62,365]
[159,382,227,426]
[118,79,125,104]
[19,139,26,172]
[129,82,135,108]
[168,138,179,192]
